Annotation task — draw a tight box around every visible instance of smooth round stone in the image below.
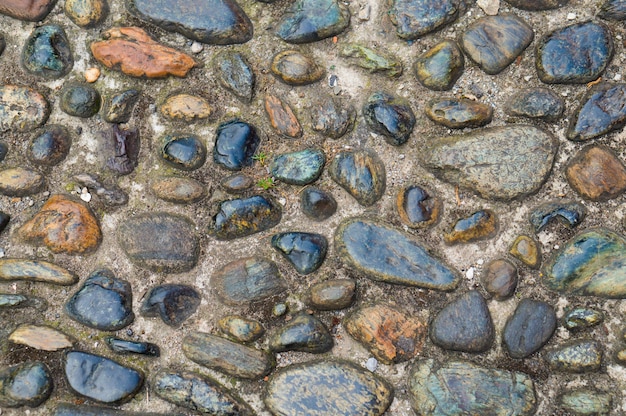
[127,0,253,44]
[414,40,464,91]
[265,359,393,416]
[567,83,626,141]
[271,50,325,86]
[546,340,602,373]
[306,279,355,310]
[54,404,169,415]
[509,235,541,268]
[214,51,255,102]
[0,362,52,408]
[65,0,107,27]
[218,315,265,343]
[362,92,415,146]
[389,0,470,39]
[102,89,140,123]
[560,389,612,415]
[566,145,626,201]
[183,332,275,379]
[310,98,356,139]
[300,187,337,221]
[505,88,565,121]
[396,185,440,228]
[150,176,206,204]
[153,371,254,415]
[444,209,497,244]
[269,312,333,353]
[64,351,144,404]
[159,94,212,121]
[276,0,350,43]
[22,25,73,79]
[29,125,71,166]
[118,212,199,273]
[503,299,556,359]
[65,269,134,331]
[60,84,101,118]
[212,257,287,305]
[105,337,159,356]
[264,94,302,138]
[409,360,537,416]
[0,168,44,196]
[461,14,534,75]
[599,0,626,20]
[564,308,604,330]
[481,259,518,300]
[507,0,567,10]
[209,195,282,240]
[536,21,613,84]
[270,149,325,186]
[430,290,494,353]
[271,232,327,275]
[0,85,50,132]
[530,200,587,232]
[213,119,260,170]
[140,284,200,327]
[221,174,253,194]
[425,98,492,129]
[273,302,287,317]
[0,259,77,285]
[329,149,386,206]
[159,133,206,171]
[340,44,402,77]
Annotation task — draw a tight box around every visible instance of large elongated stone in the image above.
[0,85,49,132]
[567,83,626,141]
[209,195,282,240]
[421,125,558,201]
[335,218,458,289]
[0,259,76,285]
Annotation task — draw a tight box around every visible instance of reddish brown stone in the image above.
[18,194,102,254]
[566,145,626,201]
[264,94,302,139]
[0,0,56,21]
[90,27,196,79]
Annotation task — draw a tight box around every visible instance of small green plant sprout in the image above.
[257,177,275,190]
[253,151,269,166]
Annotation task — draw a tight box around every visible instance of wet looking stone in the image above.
[362,91,415,146]
[218,315,265,342]
[310,98,356,139]
[0,259,77,285]
[105,337,160,357]
[209,195,282,240]
[140,284,200,327]
[509,235,541,269]
[389,0,471,39]
[0,362,52,408]
[65,0,107,27]
[396,185,441,228]
[564,307,603,330]
[60,84,101,118]
[503,299,556,358]
[300,186,337,221]
[212,257,286,305]
[0,168,44,196]
[444,209,497,244]
[545,340,602,373]
[329,149,386,206]
[276,0,350,43]
[151,176,206,204]
[214,51,255,102]
[264,94,302,139]
[505,88,565,121]
[414,40,464,91]
[0,0,58,21]
[22,25,73,79]
[529,200,586,232]
[221,174,254,194]
[158,133,206,171]
[270,148,325,186]
[425,98,493,129]
[567,83,626,141]
[213,119,260,170]
[271,232,327,274]
[306,279,356,310]
[566,145,626,201]
[268,312,333,353]
[271,50,325,85]
[29,125,72,166]
[102,89,140,124]
[599,0,626,20]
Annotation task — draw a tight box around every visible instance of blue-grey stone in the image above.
[389,0,471,40]
[530,200,586,232]
[60,84,101,118]
[396,185,441,228]
[214,51,255,102]
[213,120,260,170]
[276,0,350,43]
[599,0,626,20]
[0,362,52,408]
[503,299,556,358]
[212,257,286,305]
[22,25,73,79]
[271,232,327,274]
[444,209,498,244]
[270,148,326,186]
[29,125,72,166]
[362,92,415,146]
[329,149,386,206]
[310,98,356,139]
[106,337,160,357]
[560,389,612,415]
[159,133,206,171]
[140,284,200,327]
[268,312,333,353]
[414,40,464,91]
[209,195,282,240]
[300,187,337,221]
[546,340,602,373]
[481,259,518,300]
[567,83,626,141]
[505,88,565,121]
[564,308,604,330]
[221,174,254,194]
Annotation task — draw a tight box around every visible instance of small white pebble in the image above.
[524,75,532,82]
[81,187,89,194]
[554,244,560,250]
[398,154,405,160]
[43,191,50,197]
[615,74,622,81]
[190,42,203,53]
[617,34,623,40]
[561,91,568,97]
[465,267,475,279]
[477,259,484,265]
[278,197,286,206]
[80,193,92,203]
[366,357,378,372]
[567,12,576,20]
[0,248,6,258]
[27,199,34,207]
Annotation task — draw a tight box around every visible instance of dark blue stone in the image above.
[599,0,626,20]
[140,284,200,327]
[213,119,260,170]
[29,125,71,166]
[65,269,134,331]
[389,0,470,39]
[269,312,333,353]
[209,195,282,240]
[396,185,440,228]
[276,0,350,43]
[60,84,101,118]
[159,133,206,171]
[105,337,160,357]
[505,88,565,121]
[567,83,626,141]
[214,51,255,102]
[271,232,328,274]
[362,92,415,146]
[0,362,52,408]
[270,148,326,185]
[503,298,556,358]
[529,200,586,232]
[64,351,144,404]
[54,403,168,415]
[300,187,337,221]
[22,25,73,79]
[329,149,386,206]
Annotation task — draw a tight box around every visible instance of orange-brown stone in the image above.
[264,94,302,139]
[18,194,102,254]
[0,0,56,21]
[566,145,626,201]
[90,27,196,79]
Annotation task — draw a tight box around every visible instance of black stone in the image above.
[271,232,328,275]
[60,84,101,118]
[140,284,200,327]
[212,257,287,305]
[505,88,565,121]
[567,83,626,141]
[0,362,52,408]
[209,195,282,240]
[329,149,386,206]
[102,90,140,124]
[362,92,415,146]
[301,186,337,221]
[159,133,206,171]
[0,211,9,234]
[276,0,350,43]
[503,299,556,359]
[599,0,626,20]
[22,25,73,79]
[221,173,254,193]
[213,119,260,170]
[530,200,586,232]
[29,125,71,166]
[105,337,160,357]
[481,259,517,300]
[214,51,255,102]
[310,98,356,139]
[0,142,7,162]
[102,125,140,175]
[269,312,333,353]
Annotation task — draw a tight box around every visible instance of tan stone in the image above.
[9,324,73,351]
[264,94,302,139]
[0,85,50,132]
[566,145,626,201]
[159,94,212,121]
[64,0,107,27]
[84,67,101,82]
[0,168,44,196]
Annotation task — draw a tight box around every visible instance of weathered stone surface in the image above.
[22,25,73,79]
[159,94,212,121]
[362,92,415,146]
[560,389,612,415]
[306,279,356,310]
[301,187,337,221]
[389,0,470,39]
[218,315,265,342]
[335,218,458,289]
[340,44,402,77]
[444,209,497,244]
[118,212,199,273]
[507,0,567,10]
[158,133,206,171]
[65,0,107,27]
[503,299,556,358]
[151,176,206,204]
[564,308,603,330]
[212,257,286,305]
[408,360,537,416]
[505,88,564,121]
[329,149,386,206]
[567,83,626,141]
[102,89,140,123]
[546,340,602,373]
[29,125,72,166]
[265,359,393,416]
[271,232,327,274]
[105,337,159,356]
[91,27,196,78]
[0,293,35,308]
[60,84,101,118]
[209,195,282,240]
[269,312,333,353]
[599,0,626,20]
[0,259,76,285]
[54,404,168,415]
[271,50,325,86]
[0,168,44,196]
[9,324,73,351]
[310,98,356,139]
[566,145,626,201]
[530,200,586,232]
[101,125,140,175]
[18,195,102,254]
[0,85,49,132]
[414,40,464,91]
[421,125,558,201]
[271,149,325,186]
[213,119,260,170]
[0,0,56,21]
[481,259,518,300]
[221,174,253,194]
[0,362,52,408]
[214,51,255,102]
[276,0,350,43]
[425,98,493,129]
[74,173,128,207]
[183,332,274,379]
[509,235,541,268]
[141,284,200,327]
[265,94,302,138]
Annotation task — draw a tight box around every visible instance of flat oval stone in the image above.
[566,145,626,201]
[425,98,492,129]
[209,195,282,240]
[362,92,415,146]
[150,176,206,204]
[444,209,497,244]
[599,0,626,20]
[271,232,327,274]
[306,279,356,310]
[0,259,76,285]
[462,14,533,75]
[0,85,49,132]
[0,168,44,196]
[140,284,200,327]
[22,25,73,79]
[54,403,169,415]
[340,44,402,77]
[408,359,537,416]
[0,0,57,21]
[159,133,206,171]
[65,0,107,27]
[301,187,337,221]
[183,332,274,379]
[507,0,567,10]
[546,340,602,373]
[271,50,325,86]
[536,21,613,84]
[65,269,134,331]
[102,89,140,123]
[509,235,541,268]
[397,185,441,228]
[335,218,459,289]
[430,290,494,353]
[60,84,101,118]
[270,148,325,186]
[127,0,252,44]
[564,307,604,330]
[276,0,350,43]
[221,174,254,194]
[422,125,558,201]
[118,212,199,273]
[265,359,393,416]
[218,315,265,342]
[329,149,386,206]
[213,119,260,170]
[481,259,518,300]
[503,299,556,359]
[0,362,52,408]
[567,83,626,141]
[505,88,565,121]
[530,200,587,232]
[310,98,356,139]
[269,312,333,353]
[389,0,470,39]
[159,94,212,121]
[414,40,464,91]
[64,351,144,403]
[153,371,254,415]
[212,257,287,305]
[106,338,159,356]
[265,94,302,138]
[29,125,72,166]
[214,51,255,102]
[560,389,612,415]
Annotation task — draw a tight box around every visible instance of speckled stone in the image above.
[310,98,356,139]
[389,0,470,39]
[60,84,101,118]
[505,88,565,121]
[335,218,458,289]
[158,133,206,171]
[271,50,325,85]
[213,119,260,170]
[159,94,212,121]
[183,332,274,379]
[150,176,206,204]
[265,359,393,416]
[0,362,52,408]
[276,0,350,43]
[140,284,200,327]
[444,210,497,244]
[0,259,77,285]
[54,404,168,415]
[306,279,356,310]
[271,232,327,274]
[218,315,265,342]
[265,94,302,139]
[509,235,541,268]
[65,0,107,27]
[269,312,333,353]
[0,86,50,132]
[0,0,57,21]
[503,299,556,359]
[362,92,415,146]
[102,89,140,123]
[461,14,534,75]
[329,149,386,206]
[564,308,603,330]
[29,125,71,166]
[546,340,602,373]
[22,25,73,79]
[414,40,464,91]
[567,83,626,141]
[599,0,626,20]
[221,174,253,194]
[301,187,337,221]
[408,360,537,416]
[0,168,44,196]
[425,98,492,129]
[481,259,518,300]
[536,21,613,84]
[270,149,325,186]
[566,145,626,201]
[422,125,558,201]
[560,389,612,415]
[105,338,159,356]
[209,195,282,240]
[507,0,567,10]
[340,44,402,77]
[214,51,255,102]
[212,257,286,305]
[530,200,586,232]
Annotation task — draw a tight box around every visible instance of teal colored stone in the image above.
[159,133,206,171]
[546,340,602,373]
[340,44,402,77]
[214,51,255,103]
[505,88,565,121]
[560,389,612,415]
[543,228,626,298]
[22,25,73,79]
[270,148,326,185]
[209,195,282,240]
[362,92,415,146]
[389,0,470,40]
[564,307,604,330]
[567,83,626,141]
[276,0,350,44]
[414,40,464,91]
[268,312,333,353]
[335,218,459,290]
[329,149,386,206]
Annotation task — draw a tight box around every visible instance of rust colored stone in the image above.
[90,27,196,78]
[18,194,102,254]
[566,145,626,201]
[264,94,302,139]
[0,0,56,21]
